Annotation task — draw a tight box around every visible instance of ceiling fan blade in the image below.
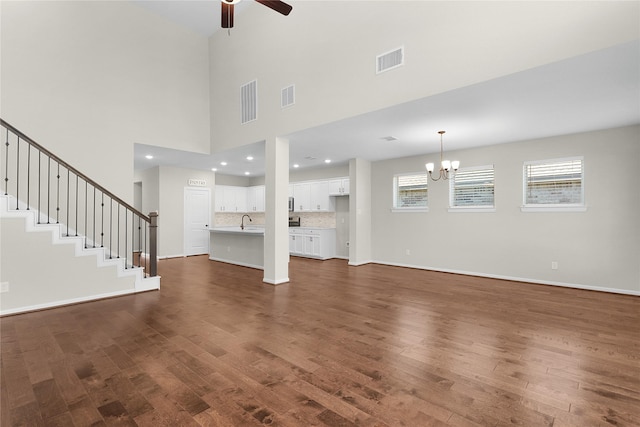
[221,2,234,28]
[256,0,293,16]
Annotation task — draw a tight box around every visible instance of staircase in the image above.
[0,119,160,316]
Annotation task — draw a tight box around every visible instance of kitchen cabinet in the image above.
[289,228,336,259]
[214,185,247,212]
[293,182,311,211]
[289,229,305,254]
[310,181,334,211]
[292,181,334,212]
[246,186,265,212]
[328,177,350,196]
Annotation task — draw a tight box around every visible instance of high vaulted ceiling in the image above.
[133,2,639,177]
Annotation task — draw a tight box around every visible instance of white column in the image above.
[349,158,372,266]
[263,137,290,285]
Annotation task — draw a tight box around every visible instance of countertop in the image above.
[210,226,265,235]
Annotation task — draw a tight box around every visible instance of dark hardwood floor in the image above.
[1,255,639,426]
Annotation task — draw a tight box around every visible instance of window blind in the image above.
[524,159,583,205]
[395,174,428,208]
[450,167,494,207]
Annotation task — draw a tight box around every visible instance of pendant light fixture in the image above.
[425,131,459,181]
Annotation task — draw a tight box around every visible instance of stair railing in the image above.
[1,118,157,277]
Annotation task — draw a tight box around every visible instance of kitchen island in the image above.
[209,227,264,270]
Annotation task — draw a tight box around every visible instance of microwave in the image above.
[288,197,294,212]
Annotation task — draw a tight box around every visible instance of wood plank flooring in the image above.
[1,255,639,426]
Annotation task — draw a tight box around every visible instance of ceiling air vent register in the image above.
[241,80,258,124]
[376,47,404,74]
[281,85,295,108]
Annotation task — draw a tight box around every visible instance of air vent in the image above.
[241,79,257,124]
[281,84,295,108]
[381,136,398,142]
[376,47,404,74]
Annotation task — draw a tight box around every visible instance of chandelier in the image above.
[425,131,459,181]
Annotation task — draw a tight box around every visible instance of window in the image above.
[393,173,428,211]
[522,157,585,212]
[449,165,495,211]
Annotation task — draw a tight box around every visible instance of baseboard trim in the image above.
[370,260,640,296]
[263,277,290,285]
[0,288,145,317]
[348,260,373,266]
[209,257,263,270]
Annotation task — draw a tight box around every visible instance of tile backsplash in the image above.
[214,212,336,228]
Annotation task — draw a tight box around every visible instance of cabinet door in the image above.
[293,183,311,211]
[310,181,334,211]
[289,234,296,253]
[215,186,226,212]
[328,179,343,196]
[341,178,350,195]
[304,235,321,257]
[234,187,247,212]
[294,234,304,253]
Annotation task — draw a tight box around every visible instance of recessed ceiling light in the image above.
[145,155,153,159]
[381,136,398,142]
[244,171,250,175]
[324,159,331,164]
[246,156,254,161]
[220,161,227,166]
[293,164,300,168]
[211,168,217,172]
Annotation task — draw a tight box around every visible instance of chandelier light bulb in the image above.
[426,163,435,173]
[442,160,451,171]
[451,160,460,170]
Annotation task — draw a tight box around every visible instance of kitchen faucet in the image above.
[241,214,252,230]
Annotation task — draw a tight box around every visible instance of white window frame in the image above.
[521,156,586,212]
[448,165,496,213]
[392,172,428,212]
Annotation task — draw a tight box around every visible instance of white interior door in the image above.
[184,187,211,256]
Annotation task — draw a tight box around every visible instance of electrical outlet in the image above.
[227,246,231,252]
[406,249,411,255]
[0,282,9,293]
[551,261,558,270]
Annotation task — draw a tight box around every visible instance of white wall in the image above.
[209,1,639,152]
[371,125,640,294]
[1,1,210,201]
[157,166,215,258]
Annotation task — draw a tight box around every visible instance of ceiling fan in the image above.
[221,0,293,29]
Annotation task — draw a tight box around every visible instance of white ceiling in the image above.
[132,1,640,177]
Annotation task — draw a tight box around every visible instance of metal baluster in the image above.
[93,186,96,247]
[144,220,148,276]
[117,204,121,258]
[124,208,128,268]
[46,157,50,222]
[38,152,41,224]
[101,192,104,247]
[15,136,19,209]
[26,143,31,210]
[56,163,60,223]
[4,127,8,196]
[109,198,113,258]
[84,180,88,248]
[66,169,70,235]
[138,216,142,268]
[75,174,78,236]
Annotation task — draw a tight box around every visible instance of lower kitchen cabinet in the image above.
[289,228,336,260]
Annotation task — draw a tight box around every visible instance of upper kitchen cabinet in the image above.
[293,182,311,212]
[215,185,248,212]
[328,177,349,196]
[246,185,265,212]
[293,180,335,212]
